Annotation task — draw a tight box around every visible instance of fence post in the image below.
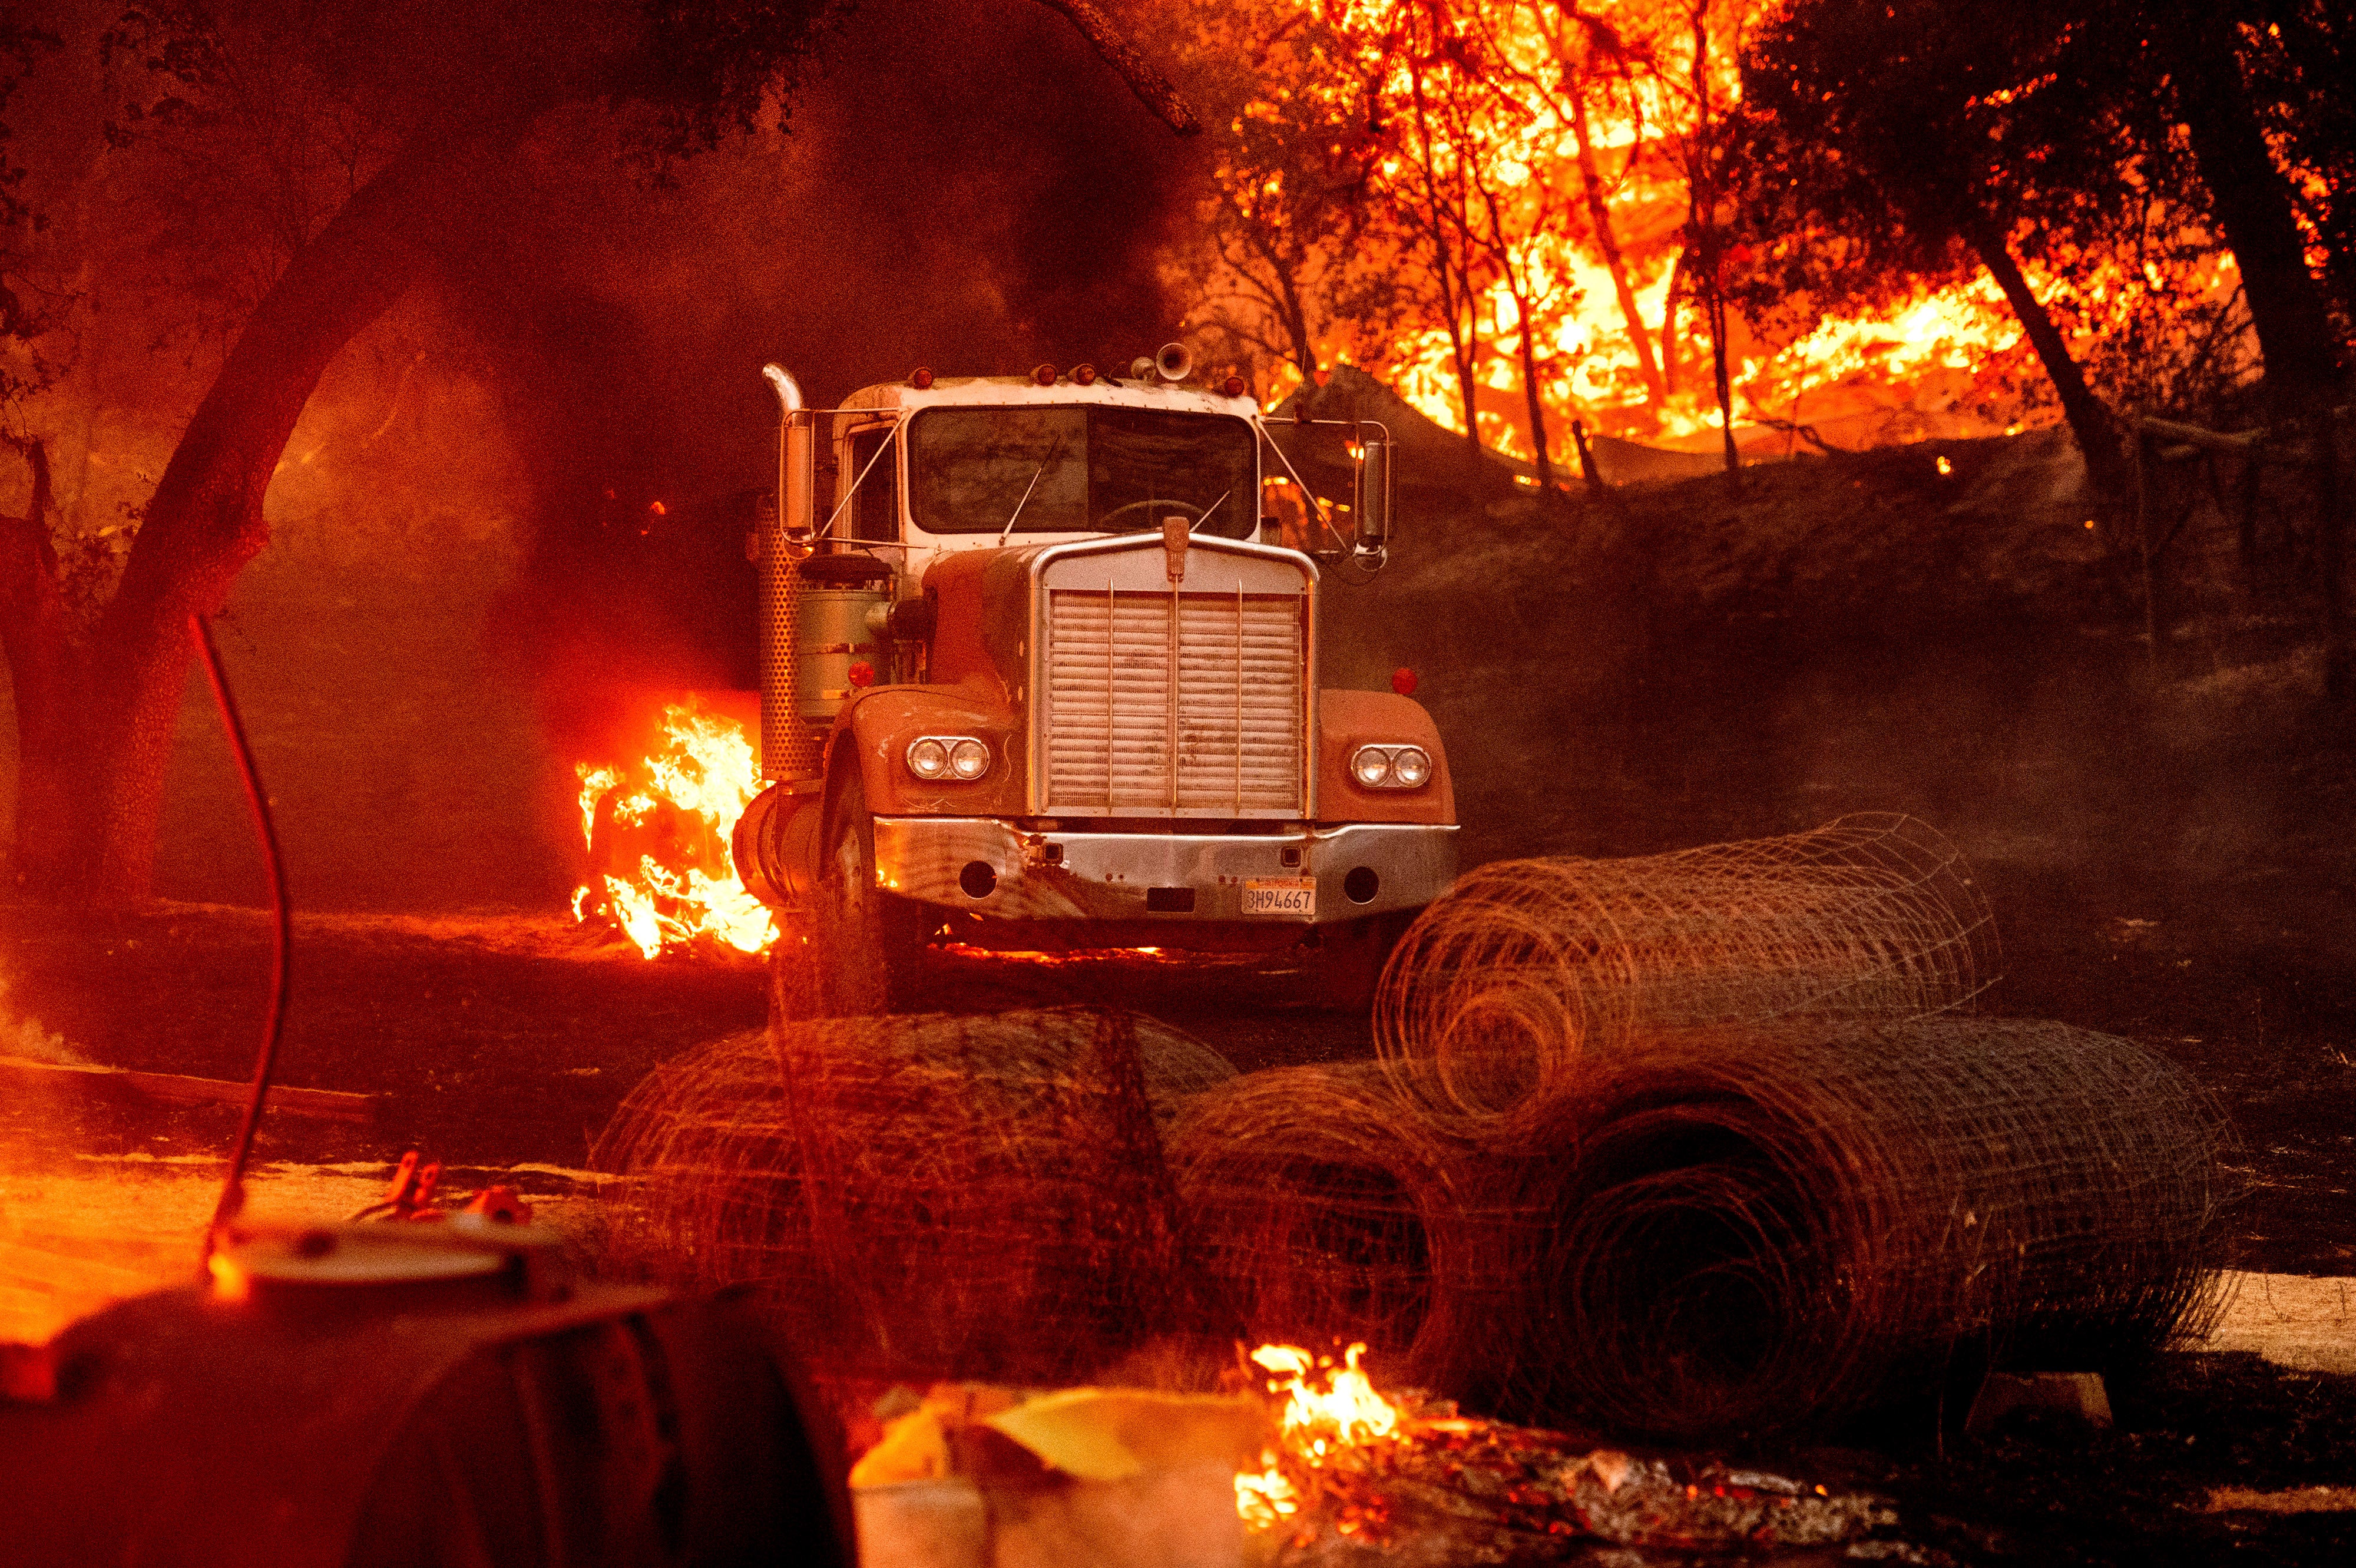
[2318,411,2347,704]
[2134,418,2162,677]
[2236,436,2265,611]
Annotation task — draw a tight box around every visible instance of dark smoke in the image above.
[469,0,1202,760]
[0,0,1202,910]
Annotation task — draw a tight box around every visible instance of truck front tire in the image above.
[814,772,928,1014]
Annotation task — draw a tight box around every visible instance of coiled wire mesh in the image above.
[1373,815,1996,1129]
[593,1008,1233,1384]
[1484,1018,2234,1440]
[1164,1061,1480,1382]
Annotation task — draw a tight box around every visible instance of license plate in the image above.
[1242,877,1316,917]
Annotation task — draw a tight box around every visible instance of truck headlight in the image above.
[907,736,991,782]
[1349,743,1432,789]
[906,738,950,779]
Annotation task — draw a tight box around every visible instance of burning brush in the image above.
[1235,1341,1896,1562]
[838,1342,1899,1564]
[572,699,778,959]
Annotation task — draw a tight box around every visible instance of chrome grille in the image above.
[1044,584,1306,815]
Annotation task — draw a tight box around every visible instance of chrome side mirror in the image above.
[763,363,815,560]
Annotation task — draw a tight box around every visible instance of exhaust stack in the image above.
[759,364,823,783]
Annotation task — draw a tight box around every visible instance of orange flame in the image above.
[571,702,778,960]
[1217,1,2246,461]
[1235,1342,1402,1529]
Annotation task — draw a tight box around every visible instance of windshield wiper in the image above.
[998,463,1048,543]
[1189,489,1232,533]
[998,434,1066,542]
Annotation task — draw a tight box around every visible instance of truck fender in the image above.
[1318,688,1456,824]
[829,679,1025,821]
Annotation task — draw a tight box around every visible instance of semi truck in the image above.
[729,346,1457,1000]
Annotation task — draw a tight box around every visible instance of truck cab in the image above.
[731,355,1457,987]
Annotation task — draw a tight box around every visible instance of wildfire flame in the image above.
[572,702,778,960]
[1235,1341,1402,1529]
[1219,1,2247,462]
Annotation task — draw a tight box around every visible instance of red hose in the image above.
[190,611,291,1262]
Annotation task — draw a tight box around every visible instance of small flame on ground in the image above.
[1236,1341,1402,1528]
[572,703,778,960]
[932,943,1177,964]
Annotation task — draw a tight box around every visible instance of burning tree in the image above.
[1179,0,2339,482]
[1735,0,2135,482]
[0,0,1194,908]
[1172,5,1395,389]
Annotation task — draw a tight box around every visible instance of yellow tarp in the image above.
[851,1385,1266,1488]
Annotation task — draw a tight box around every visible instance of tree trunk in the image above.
[2166,9,2342,415]
[1687,8,1738,478]
[1960,208,2126,491]
[1705,276,1739,475]
[16,125,521,905]
[1513,299,1556,491]
[1407,73,1485,464]
[1659,250,1685,395]
[1480,187,1557,491]
[1276,265,1318,383]
[0,441,88,891]
[1443,263,1484,464]
[1235,216,1319,381]
[1569,85,1665,414]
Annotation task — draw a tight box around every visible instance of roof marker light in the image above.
[909,366,935,389]
[1071,363,1097,386]
[1033,363,1058,386]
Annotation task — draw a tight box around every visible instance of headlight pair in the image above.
[1349,743,1432,789]
[905,736,992,782]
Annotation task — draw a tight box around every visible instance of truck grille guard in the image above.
[1031,535,1316,821]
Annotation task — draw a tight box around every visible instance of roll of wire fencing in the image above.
[1163,1060,1498,1388]
[1372,815,1997,1132]
[1478,1018,2236,1443]
[592,1008,1235,1385]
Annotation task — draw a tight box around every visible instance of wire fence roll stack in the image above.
[587,816,2237,1445]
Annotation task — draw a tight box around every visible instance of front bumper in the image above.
[871,818,1458,924]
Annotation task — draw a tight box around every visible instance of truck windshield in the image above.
[906,406,1257,538]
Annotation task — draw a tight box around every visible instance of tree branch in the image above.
[1030,1,1200,134]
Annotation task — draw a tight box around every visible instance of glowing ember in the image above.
[571,702,778,960]
[1236,1341,1402,1528]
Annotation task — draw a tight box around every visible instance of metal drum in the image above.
[0,1220,851,1568]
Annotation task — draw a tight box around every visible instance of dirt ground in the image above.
[1,878,2352,1563]
[2,866,2351,1279]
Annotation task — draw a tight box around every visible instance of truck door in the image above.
[839,424,902,544]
